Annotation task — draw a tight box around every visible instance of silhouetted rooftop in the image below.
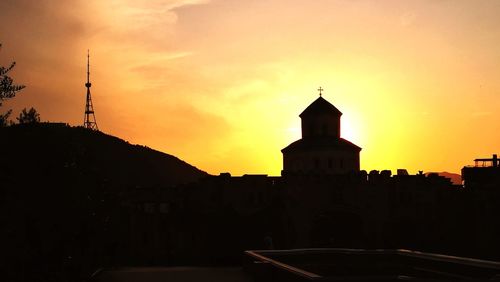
[281,136,361,153]
[299,96,342,117]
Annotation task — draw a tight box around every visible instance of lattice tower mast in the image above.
[83,50,99,130]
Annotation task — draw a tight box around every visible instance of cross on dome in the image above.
[317,87,324,97]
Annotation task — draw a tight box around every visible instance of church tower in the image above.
[281,89,361,175]
[300,95,342,139]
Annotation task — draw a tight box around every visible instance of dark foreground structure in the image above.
[92,249,500,281]
[244,249,500,281]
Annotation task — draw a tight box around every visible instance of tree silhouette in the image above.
[0,43,25,126]
[17,107,40,124]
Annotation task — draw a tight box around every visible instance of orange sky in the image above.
[1,0,499,175]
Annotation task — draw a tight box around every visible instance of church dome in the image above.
[299,96,342,118]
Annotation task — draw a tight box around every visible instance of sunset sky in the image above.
[1,0,499,175]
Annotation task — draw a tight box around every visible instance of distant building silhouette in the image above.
[462,154,500,190]
[282,91,361,175]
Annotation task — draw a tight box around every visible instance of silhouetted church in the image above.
[282,93,361,175]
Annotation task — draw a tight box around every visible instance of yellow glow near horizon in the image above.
[1,0,499,176]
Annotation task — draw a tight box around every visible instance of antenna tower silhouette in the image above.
[83,50,99,130]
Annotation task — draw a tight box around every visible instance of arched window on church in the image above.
[340,158,344,169]
[322,124,327,136]
[328,158,333,169]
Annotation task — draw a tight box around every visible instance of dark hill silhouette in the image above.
[426,171,461,185]
[0,123,208,281]
[0,123,208,189]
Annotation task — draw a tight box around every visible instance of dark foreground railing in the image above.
[244,249,500,281]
